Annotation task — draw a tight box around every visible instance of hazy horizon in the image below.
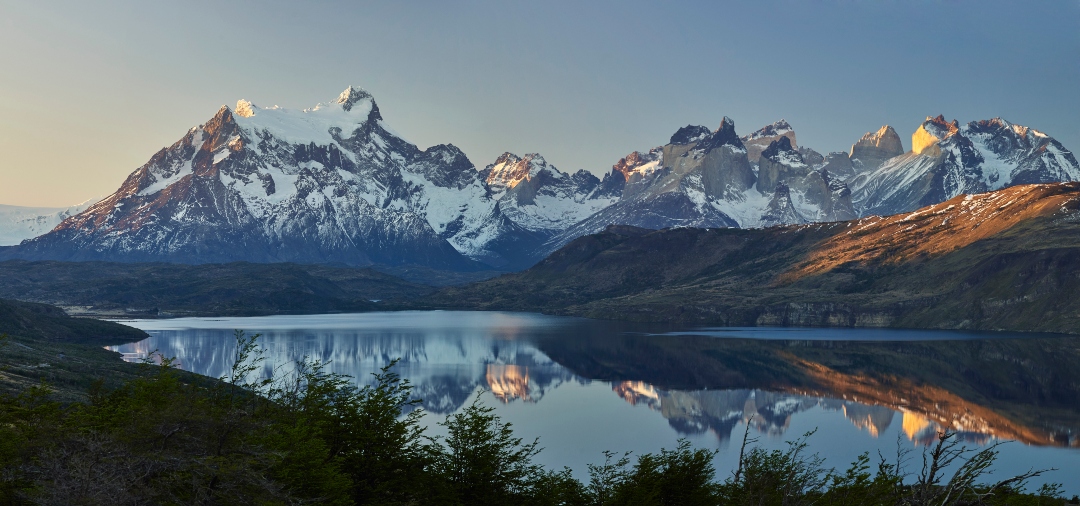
[2,0,1078,207]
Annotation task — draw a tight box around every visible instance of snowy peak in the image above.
[612,150,663,180]
[0,198,101,246]
[483,152,558,193]
[6,85,497,270]
[849,125,904,172]
[694,116,745,153]
[847,125,904,174]
[235,99,256,118]
[669,125,711,145]
[333,85,375,113]
[742,119,794,142]
[742,119,797,163]
[761,136,801,163]
[597,149,663,199]
[849,115,1079,217]
[479,151,613,244]
[912,115,960,155]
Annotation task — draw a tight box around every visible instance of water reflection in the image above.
[108,311,1080,490]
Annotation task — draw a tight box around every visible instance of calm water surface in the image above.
[109,311,1080,492]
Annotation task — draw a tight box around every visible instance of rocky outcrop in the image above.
[4,87,610,271]
[850,125,904,172]
[757,137,855,222]
[820,151,856,180]
[849,115,1078,217]
[481,152,614,237]
[757,137,806,193]
[760,183,803,226]
[741,120,797,163]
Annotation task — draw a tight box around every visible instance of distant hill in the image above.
[424,182,1080,334]
[0,261,434,317]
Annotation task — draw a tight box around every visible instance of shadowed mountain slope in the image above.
[424,182,1080,334]
[0,298,146,344]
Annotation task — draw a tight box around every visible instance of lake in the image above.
[109,311,1080,493]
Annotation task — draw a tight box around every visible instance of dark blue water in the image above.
[109,311,1080,493]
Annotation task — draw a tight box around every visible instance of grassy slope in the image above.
[0,298,152,402]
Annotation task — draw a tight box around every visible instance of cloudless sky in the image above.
[1,0,1078,206]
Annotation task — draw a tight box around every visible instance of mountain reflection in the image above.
[607,380,1004,447]
[110,312,1080,449]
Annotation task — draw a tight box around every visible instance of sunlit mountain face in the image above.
[109,312,1080,489]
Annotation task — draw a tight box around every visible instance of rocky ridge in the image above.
[2,87,1077,273]
[4,87,607,271]
[849,116,1080,216]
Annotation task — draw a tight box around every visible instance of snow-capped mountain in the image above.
[848,125,905,174]
[4,87,608,270]
[545,118,855,253]
[478,152,617,248]
[849,116,1080,216]
[756,136,855,224]
[4,86,1077,273]
[0,198,98,246]
[741,119,797,163]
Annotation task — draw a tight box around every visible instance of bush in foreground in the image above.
[0,332,1068,505]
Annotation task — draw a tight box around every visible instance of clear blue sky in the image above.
[1,0,1078,206]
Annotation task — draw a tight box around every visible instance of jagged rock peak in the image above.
[850,125,904,165]
[485,152,561,191]
[740,119,797,163]
[612,151,651,176]
[762,135,796,158]
[912,115,960,155]
[669,125,711,145]
[967,117,1046,140]
[334,85,374,112]
[695,116,744,152]
[854,125,902,149]
[742,119,793,141]
[493,152,522,165]
[718,116,736,134]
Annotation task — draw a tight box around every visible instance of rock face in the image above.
[6,87,609,270]
[544,119,855,254]
[757,137,855,223]
[849,125,905,173]
[5,89,1077,272]
[820,152,856,180]
[433,181,1080,334]
[740,119,797,163]
[475,152,617,265]
[849,116,1079,216]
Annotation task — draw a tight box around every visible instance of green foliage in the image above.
[0,330,1069,505]
[718,428,832,506]
[608,439,720,506]
[426,393,545,505]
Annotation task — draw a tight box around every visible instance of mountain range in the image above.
[2,86,1077,273]
[424,182,1080,334]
